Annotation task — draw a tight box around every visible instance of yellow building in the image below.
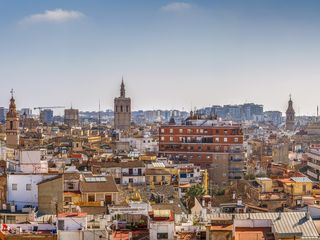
[146,168,172,185]
[256,177,273,192]
[280,177,313,196]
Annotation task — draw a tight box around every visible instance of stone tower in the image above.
[114,78,131,130]
[6,90,20,148]
[286,95,295,131]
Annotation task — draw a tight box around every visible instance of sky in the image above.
[0,0,320,115]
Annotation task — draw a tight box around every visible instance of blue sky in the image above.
[1,0,320,115]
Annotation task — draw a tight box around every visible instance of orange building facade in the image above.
[159,116,244,191]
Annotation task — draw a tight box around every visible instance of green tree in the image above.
[184,184,205,210]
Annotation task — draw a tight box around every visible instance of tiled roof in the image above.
[92,160,145,168]
[234,212,318,239]
[80,176,119,193]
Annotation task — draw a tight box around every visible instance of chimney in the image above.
[305,211,310,220]
[277,212,281,220]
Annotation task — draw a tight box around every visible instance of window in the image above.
[303,185,307,193]
[160,137,165,141]
[234,138,239,142]
[169,137,173,142]
[157,233,168,239]
[179,129,183,133]
[215,137,220,142]
[120,105,123,112]
[6,216,16,224]
[126,106,129,112]
[12,184,17,191]
[26,184,31,191]
[187,129,191,134]
[67,182,74,190]
[200,129,204,133]
[161,128,164,133]
[58,220,65,230]
[224,130,228,134]
[88,194,95,202]
[10,121,13,130]
[224,138,228,142]
[169,128,173,133]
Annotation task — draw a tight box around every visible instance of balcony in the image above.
[307,161,320,171]
[122,172,145,176]
[75,201,104,207]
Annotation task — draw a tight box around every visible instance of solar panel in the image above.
[85,176,107,182]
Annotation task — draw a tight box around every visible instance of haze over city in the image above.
[1,0,320,114]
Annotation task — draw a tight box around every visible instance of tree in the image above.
[184,184,205,210]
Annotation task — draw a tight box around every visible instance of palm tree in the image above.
[185,184,205,210]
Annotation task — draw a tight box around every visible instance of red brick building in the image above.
[159,114,244,191]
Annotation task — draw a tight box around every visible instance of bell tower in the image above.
[6,89,20,148]
[114,78,131,131]
[285,94,295,131]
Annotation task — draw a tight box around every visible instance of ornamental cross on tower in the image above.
[10,88,14,98]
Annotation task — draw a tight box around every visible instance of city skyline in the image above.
[1,0,320,114]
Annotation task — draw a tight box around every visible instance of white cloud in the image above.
[161,2,192,12]
[20,9,84,25]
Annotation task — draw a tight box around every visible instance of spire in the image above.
[120,77,125,97]
[10,88,14,99]
[7,89,17,118]
[286,94,294,114]
[9,89,16,111]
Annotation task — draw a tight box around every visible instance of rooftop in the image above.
[58,212,87,218]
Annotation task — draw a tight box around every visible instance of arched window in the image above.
[10,121,13,130]
[126,106,129,112]
[121,106,123,112]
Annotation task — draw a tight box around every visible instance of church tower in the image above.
[286,95,295,131]
[114,78,131,130]
[6,90,20,148]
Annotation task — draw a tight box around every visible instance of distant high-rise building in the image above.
[264,111,282,126]
[114,79,131,130]
[6,90,20,148]
[20,108,32,117]
[0,107,8,124]
[64,108,79,127]
[286,95,295,131]
[40,109,54,125]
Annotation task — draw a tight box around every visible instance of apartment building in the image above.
[159,113,244,190]
[307,147,320,180]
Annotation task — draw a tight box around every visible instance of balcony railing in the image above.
[75,201,104,207]
[122,172,145,176]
